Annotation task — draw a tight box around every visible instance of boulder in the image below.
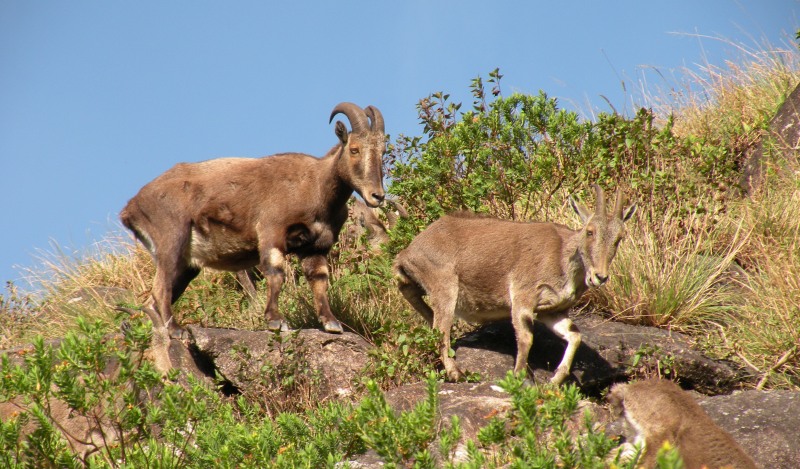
[187,326,370,400]
[453,314,747,396]
[741,81,800,194]
[386,381,513,444]
[699,389,800,469]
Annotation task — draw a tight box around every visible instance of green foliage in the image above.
[388,69,593,243]
[0,314,163,466]
[493,372,618,469]
[2,323,624,468]
[355,373,439,468]
[655,441,686,469]
[387,70,741,254]
[628,344,678,381]
[227,329,326,417]
[0,314,368,468]
[363,321,443,388]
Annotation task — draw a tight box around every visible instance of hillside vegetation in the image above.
[1,39,799,467]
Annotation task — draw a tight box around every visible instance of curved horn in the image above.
[593,183,606,216]
[329,102,369,134]
[613,188,626,219]
[365,105,385,133]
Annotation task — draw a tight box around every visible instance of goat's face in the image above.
[330,103,386,208]
[570,185,636,288]
[344,130,386,207]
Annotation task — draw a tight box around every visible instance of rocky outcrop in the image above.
[386,381,513,444]
[187,326,370,400]
[741,81,800,193]
[3,320,799,468]
[380,380,800,469]
[699,390,800,469]
[453,314,748,396]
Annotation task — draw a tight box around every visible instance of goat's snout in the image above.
[365,192,385,207]
[587,269,609,287]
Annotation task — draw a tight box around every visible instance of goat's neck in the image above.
[320,146,354,214]
[552,233,589,303]
[567,246,589,296]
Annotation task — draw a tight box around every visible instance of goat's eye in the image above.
[350,147,360,155]
[586,228,594,237]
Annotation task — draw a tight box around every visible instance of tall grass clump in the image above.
[718,170,800,388]
[591,208,749,332]
[2,232,155,347]
[650,36,800,193]
[666,37,800,139]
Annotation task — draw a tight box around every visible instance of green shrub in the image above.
[386,70,741,256]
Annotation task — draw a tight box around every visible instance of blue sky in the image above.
[1,1,797,287]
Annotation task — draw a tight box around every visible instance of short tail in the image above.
[120,204,154,254]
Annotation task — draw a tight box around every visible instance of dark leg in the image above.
[301,254,342,333]
[147,229,194,339]
[171,267,200,303]
[260,247,288,331]
[397,276,434,325]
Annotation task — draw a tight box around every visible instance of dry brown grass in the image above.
[716,171,800,388]
[1,232,154,346]
[590,205,749,332]
[647,36,800,134]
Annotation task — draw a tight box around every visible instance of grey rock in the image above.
[742,81,800,194]
[386,381,513,443]
[453,314,748,396]
[187,326,370,400]
[700,390,800,469]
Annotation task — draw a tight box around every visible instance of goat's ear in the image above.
[622,202,637,222]
[569,196,591,223]
[334,121,348,144]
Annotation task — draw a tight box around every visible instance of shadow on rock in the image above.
[453,313,751,396]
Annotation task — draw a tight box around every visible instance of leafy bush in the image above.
[1,315,627,468]
[386,70,744,255]
[362,320,442,389]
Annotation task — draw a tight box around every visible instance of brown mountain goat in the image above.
[394,185,635,384]
[121,103,386,338]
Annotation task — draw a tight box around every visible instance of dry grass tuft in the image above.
[591,206,749,333]
[717,171,800,388]
[2,232,154,346]
[647,35,800,136]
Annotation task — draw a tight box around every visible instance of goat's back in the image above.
[121,152,338,240]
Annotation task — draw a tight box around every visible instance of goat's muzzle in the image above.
[364,191,385,208]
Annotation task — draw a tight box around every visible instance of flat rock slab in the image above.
[187,326,370,400]
[386,381,513,443]
[453,314,747,396]
[699,390,800,469]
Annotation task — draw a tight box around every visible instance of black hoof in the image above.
[168,327,188,340]
[323,319,343,334]
[267,319,290,332]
